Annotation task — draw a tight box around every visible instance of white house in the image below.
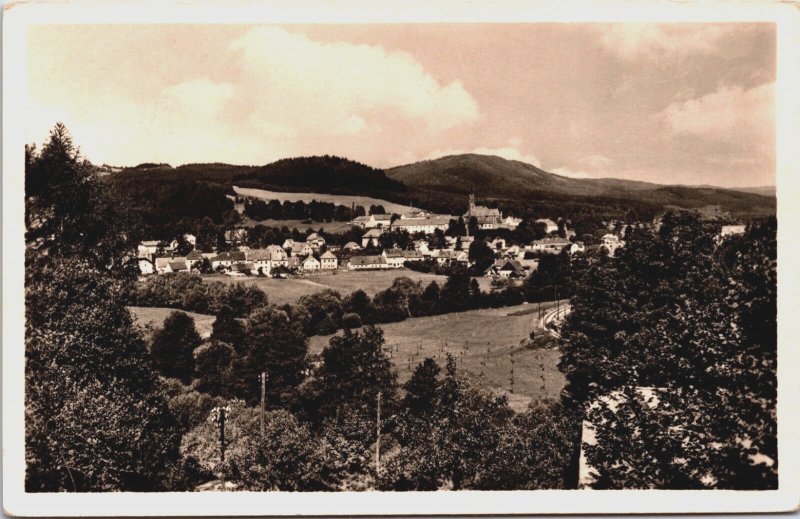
[211,252,232,271]
[266,245,289,269]
[530,237,571,254]
[155,257,172,274]
[306,233,326,249]
[391,216,451,235]
[138,258,155,275]
[720,224,746,237]
[245,249,271,275]
[347,255,388,270]
[601,234,624,257]
[354,213,393,229]
[402,250,424,262]
[186,250,204,270]
[302,256,321,271]
[381,248,406,268]
[320,250,338,270]
[536,218,559,234]
[137,240,161,260]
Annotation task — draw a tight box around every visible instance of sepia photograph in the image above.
[3,0,799,516]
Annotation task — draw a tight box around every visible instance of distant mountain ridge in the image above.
[111,153,774,220]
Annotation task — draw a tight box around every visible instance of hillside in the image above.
[386,154,775,217]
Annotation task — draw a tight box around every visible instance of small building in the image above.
[168,259,189,273]
[391,216,451,235]
[381,248,406,268]
[302,256,321,271]
[154,257,172,274]
[306,232,326,249]
[231,261,256,275]
[343,241,362,251]
[211,252,232,271]
[720,224,746,238]
[433,249,457,266]
[245,249,271,275]
[535,218,559,234]
[229,251,247,263]
[402,250,424,262]
[354,213,393,229]
[362,228,384,248]
[320,250,338,270]
[186,250,204,270]
[347,255,388,270]
[224,228,248,244]
[530,237,572,254]
[266,245,289,269]
[601,234,625,257]
[137,240,161,261]
[486,259,526,278]
[138,258,154,275]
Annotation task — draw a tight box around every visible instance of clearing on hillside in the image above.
[202,269,453,305]
[309,301,568,412]
[233,186,418,215]
[128,306,216,339]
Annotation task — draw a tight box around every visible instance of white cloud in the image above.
[229,27,479,141]
[600,24,733,60]
[160,78,234,120]
[660,82,774,145]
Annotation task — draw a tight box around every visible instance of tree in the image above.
[344,289,375,324]
[194,341,235,396]
[298,289,344,336]
[440,268,473,313]
[25,123,135,280]
[468,240,495,274]
[229,410,330,491]
[559,212,778,489]
[419,281,441,315]
[402,358,441,416]
[150,311,202,384]
[306,326,398,423]
[373,277,423,321]
[25,258,182,491]
[231,306,308,406]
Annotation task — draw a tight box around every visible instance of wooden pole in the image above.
[376,391,382,474]
[260,372,266,438]
[219,407,226,492]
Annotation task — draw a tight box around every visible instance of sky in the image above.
[26,23,775,187]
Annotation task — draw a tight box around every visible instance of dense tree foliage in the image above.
[150,311,202,383]
[560,212,778,488]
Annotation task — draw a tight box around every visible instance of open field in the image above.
[234,186,417,215]
[309,301,569,412]
[203,269,453,305]
[128,306,216,339]
[239,218,356,233]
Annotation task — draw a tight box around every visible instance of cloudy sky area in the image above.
[27,24,775,187]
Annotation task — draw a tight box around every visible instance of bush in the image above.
[342,312,362,329]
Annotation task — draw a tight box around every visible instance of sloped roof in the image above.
[155,257,171,268]
[349,255,386,266]
[320,250,337,259]
[246,249,270,261]
[186,250,203,260]
[363,228,384,238]
[168,260,188,271]
[343,241,361,249]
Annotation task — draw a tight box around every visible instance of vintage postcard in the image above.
[3,0,799,516]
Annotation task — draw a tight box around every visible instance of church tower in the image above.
[469,194,476,214]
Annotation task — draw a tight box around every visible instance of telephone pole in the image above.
[260,371,267,437]
[375,391,382,474]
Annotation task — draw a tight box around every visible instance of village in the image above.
[135,194,633,281]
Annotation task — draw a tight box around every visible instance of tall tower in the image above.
[469,194,475,213]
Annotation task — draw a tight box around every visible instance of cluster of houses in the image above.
[136,232,339,277]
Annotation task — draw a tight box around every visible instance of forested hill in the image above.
[385,154,775,215]
[105,153,775,240]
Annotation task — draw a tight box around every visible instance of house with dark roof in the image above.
[361,228,384,248]
[347,255,388,270]
[381,248,406,268]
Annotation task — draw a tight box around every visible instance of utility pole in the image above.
[211,405,229,492]
[260,371,266,438]
[375,391,382,475]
